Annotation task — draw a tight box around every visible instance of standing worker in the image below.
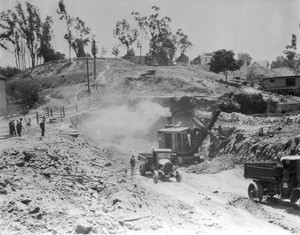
[12,120,16,136]
[40,118,45,137]
[16,118,23,137]
[130,155,135,176]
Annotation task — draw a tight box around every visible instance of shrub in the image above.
[218,92,267,114]
[7,79,44,110]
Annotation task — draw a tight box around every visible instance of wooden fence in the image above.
[36,99,91,124]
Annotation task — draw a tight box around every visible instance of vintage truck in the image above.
[138,149,182,183]
[244,156,300,203]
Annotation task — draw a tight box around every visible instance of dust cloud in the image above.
[81,100,171,142]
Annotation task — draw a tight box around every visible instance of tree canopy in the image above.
[113,19,138,55]
[271,34,300,73]
[209,49,242,81]
[131,6,179,65]
[238,52,252,66]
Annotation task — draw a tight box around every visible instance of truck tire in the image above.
[175,171,182,182]
[248,181,263,202]
[153,171,159,183]
[139,163,146,176]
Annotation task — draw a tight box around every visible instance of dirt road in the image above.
[134,165,300,234]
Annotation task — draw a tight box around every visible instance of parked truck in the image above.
[138,149,182,183]
[244,156,300,203]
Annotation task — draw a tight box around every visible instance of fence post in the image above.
[63,106,65,117]
[36,112,39,124]
[50,109,53,117]
[75,102,78,113]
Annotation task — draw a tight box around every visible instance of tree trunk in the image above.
[224,70,228,82]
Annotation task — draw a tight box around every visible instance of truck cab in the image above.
[138,149,181,183]
[244,156,300,203]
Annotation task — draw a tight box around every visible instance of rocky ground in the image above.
[0,112,299,235]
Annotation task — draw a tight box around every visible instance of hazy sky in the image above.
[0,0,300,67]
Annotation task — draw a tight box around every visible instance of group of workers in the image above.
[9,118,26,137]
[8,117,45,137]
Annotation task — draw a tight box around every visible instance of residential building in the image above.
[175,54,190,66]
[130,54,156,66]
[262,75,300,96]
[201,52,213,64]
[251,60,269,70]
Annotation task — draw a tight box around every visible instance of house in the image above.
[262,75,300,96]
[251,60,269,70]
[0,74,7,116]
[130,54,156,66]
[175,54,190,66]
[200,52,213,64]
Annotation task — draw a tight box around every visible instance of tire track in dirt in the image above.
[135,167,298,234]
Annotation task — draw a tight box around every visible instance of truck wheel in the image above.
[248,181,263,202]
[139,163,146,176]
[153,171,158,183]
[175,172,182,182]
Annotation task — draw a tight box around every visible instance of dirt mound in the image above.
[186,154,239,174]
[229,196,300,233]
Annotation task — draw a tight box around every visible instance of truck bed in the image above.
[244,162,282,183]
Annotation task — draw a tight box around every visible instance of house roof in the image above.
[0,74,7,81]
[252,60,269,68]
[176,54,189,62]
[262,75,300,81]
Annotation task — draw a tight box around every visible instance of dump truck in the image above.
[244,156,300,203]
[157,108,221,164]
[138,149,182,183]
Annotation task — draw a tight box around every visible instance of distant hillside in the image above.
[8,58,272,112]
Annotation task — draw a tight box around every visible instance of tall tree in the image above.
[38,16,54,63]
[113,19,138,55]
[15,1,42,68]
[209,49,242,81]
[57,1,91,59]
[132,6,177,65]
[57,0,72,61]
[0,10,21,69]
[176,29,192,55]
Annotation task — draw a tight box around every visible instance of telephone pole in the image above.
[86,57,90,93]
[93,36,96,81]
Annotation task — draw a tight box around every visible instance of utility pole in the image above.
[93,36,96,81]
[86,57,90,93]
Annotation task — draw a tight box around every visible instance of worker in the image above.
[12,120,16,136]
[16,118,23,137]
[296,160,300,187]
[130,155,135,176]
[40,119,45,137]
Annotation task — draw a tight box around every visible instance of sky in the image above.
[0,0,300,67]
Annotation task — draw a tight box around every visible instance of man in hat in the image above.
[130,155,135,176]
[40,119,45,137]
